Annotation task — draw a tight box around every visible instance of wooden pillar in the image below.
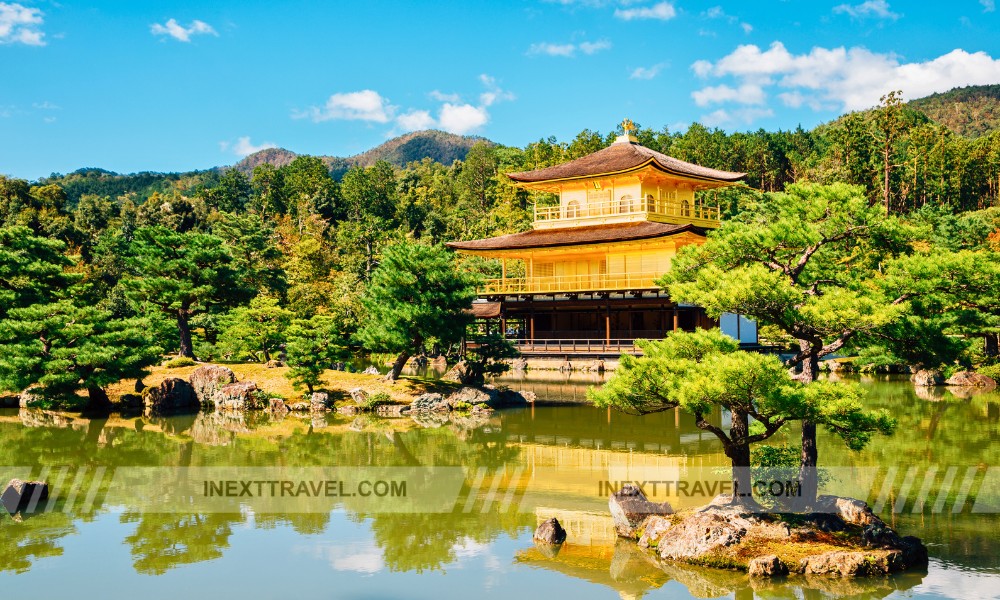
[529,313,535,342]
[672,308,679,332]
[605,303,611,345]
[501,258,507,285]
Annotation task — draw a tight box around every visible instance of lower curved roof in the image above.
[446,221,706,252]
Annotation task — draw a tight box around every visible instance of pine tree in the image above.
[125,226,251,358]
[356,241,478,381]
[0,300,162,407]
[284,315,348,394]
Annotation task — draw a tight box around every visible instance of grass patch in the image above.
[163,356,197,368]
[105,362,461,404]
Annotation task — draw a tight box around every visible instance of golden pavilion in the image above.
[447,120,757,356]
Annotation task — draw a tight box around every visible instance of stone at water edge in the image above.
[310,392,330,411]
[349,388,369,405]
[189,365,237,405]
[636,516,673,549]
[269,397,289,417]
[143,378,198,415]
[945,371,997,388]
[609,483,673,538]
[533,517,568,545]
[361,366,380,376]
[2,479,49,515]
[214,381,260,410]
[747,555,788,577]
[912,369,944,386]
[410,393,449,413]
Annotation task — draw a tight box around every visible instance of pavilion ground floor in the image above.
[469,291,757,358]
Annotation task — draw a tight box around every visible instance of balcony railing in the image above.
[480,271,662,295]
[533,197,720,228]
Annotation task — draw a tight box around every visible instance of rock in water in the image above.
[609,483,673,538]
[748,555,788,577]
[912,369,944,386]
[945,371,997,388]
[189,365,237,405]
[2,479,49,515]
[142,378,198,416]
[533,518,567,544]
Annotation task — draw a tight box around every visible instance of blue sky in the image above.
[2,0,999,179]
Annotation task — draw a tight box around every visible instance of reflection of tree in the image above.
[367,510,532,573]
[255,513,331,536]
[0,512,76,574]
[121,512,241,575]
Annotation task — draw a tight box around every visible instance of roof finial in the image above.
[615,118,638,144]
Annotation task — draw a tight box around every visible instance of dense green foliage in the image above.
[356,242,478,380]
[589,330,894,503]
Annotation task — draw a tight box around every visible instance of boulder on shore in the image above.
[142,378,198,416]
[2,479,49,515]
[748,555,788,577]
[214,381,260,410]
[945,371,997,388]
[310,392,330,412]
[349,388,369,405]
[912,370,944,386]
[189,365,237,405]
[610,483,674,538]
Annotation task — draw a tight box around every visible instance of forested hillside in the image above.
[909,85,1000,138]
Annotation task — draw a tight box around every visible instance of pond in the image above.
[1,374,998,599]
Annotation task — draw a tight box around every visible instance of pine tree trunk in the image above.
[177,309,195,359]
[797,343,821,508]
[985,333,999,358]
[263,345,271,363]
[728,409,753,504]
[386,351,410,382]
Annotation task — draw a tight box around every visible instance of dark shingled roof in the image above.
[447,221,705,252]
[467,302,501,318]
[508,140,745,184]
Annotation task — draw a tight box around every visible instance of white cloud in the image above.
[692,83,767,106]
[981,0,996,12]
[32,101,59,110]
[301,76,510,136]
[630,63,665,79]
[430,90,461,103]
[614,1,676,21]
[151,18,217,42]
[693,43,1000,117]
[478,73,516,106]
[228,136,277,157]
[439,103,489,134]
[528,39,610,57]
[741,22,753,34]
[832,1,899,20]
[294,89,394,123]
[701,107,774,127]
[0,2,45,46]
[578,39,612,54]
[396,109,435,132]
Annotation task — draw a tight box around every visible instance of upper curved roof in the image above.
[508,140,745,184]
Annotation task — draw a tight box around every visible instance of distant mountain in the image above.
[232,130,490,177]
[908,85,1000,138]
[233,147,299,172]
[349,130,490,168]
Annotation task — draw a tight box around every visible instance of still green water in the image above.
[1,375,998,599]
